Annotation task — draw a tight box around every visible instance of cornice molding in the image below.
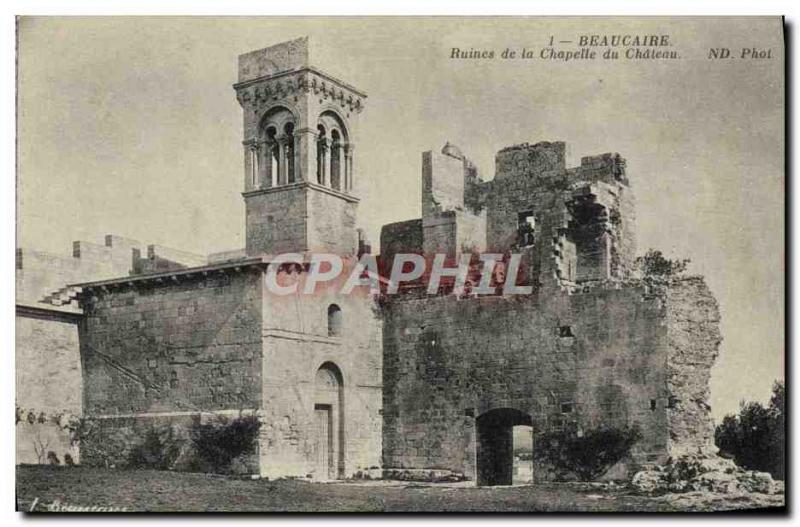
[234,67,366,114]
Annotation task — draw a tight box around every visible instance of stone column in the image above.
[244,141,257,191]
[266,141,275,188]
[278,135,289,185]
[262,141,272,188]
[344,144,354,193]
[295,127,318,183]
[330,142,342,191]
[250,143,259,189]
[316,145,323,184]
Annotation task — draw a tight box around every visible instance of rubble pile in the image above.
[631,453,784,496]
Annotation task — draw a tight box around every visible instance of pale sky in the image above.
[16,17,784,420]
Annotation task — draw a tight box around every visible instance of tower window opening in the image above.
[558,325,574,338]
[517,211,536,247]
[327,304,342,337]
[265,126,278,188]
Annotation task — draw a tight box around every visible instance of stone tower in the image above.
[234,37,367,256]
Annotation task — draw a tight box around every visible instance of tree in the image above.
[714,380,785,480]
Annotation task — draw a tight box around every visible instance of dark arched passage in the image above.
[476,407,532,486]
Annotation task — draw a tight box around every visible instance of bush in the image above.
[635,249,690,279]
[68,418,129,468]
[715,381,784,480]
[190,414,260,473]
[47,451,60,465]
[127,426,183,470]
[534,426,642,481]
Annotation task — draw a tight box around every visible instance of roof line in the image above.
[71,257,267,289]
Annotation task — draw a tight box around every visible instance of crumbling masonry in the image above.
[15,37,721,484]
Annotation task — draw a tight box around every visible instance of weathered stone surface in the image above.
[631,453,784,496]
[81,270,264,415]
[663,277,722,455]
[380,139,717,483]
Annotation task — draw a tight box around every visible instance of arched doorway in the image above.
[476,408,533,486]
[313,362,344,480]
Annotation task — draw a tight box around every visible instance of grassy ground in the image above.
[15,465,782,513]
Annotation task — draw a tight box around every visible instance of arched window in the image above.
[327,304,342,337]
[257,107,294,187]
[317,111,351,192]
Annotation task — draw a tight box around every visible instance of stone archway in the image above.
[313,362,344,480]
[476,408,533,486]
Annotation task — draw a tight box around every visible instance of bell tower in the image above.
[234,37,367,256]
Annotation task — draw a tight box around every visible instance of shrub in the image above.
[534,425,642,481]
[68,417,132,468]
[635,249,690,279]
[190,414,260,473]
[127,425,183,470]
[715,380,784,480]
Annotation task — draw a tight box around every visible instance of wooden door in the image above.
[315,404,333,480]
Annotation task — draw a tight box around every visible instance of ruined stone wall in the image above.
[494,141,567,182]
[259,272,382,479]
[482,143,635,288]
[379,219,423,262]
[420,210,487,257]
[455,210,487,254]
[663,277,722,456]
[422,150,465,218]
[80,270,263,416]
[421,211,458,256]
[382,285,674,481]
[569,154,636,278]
